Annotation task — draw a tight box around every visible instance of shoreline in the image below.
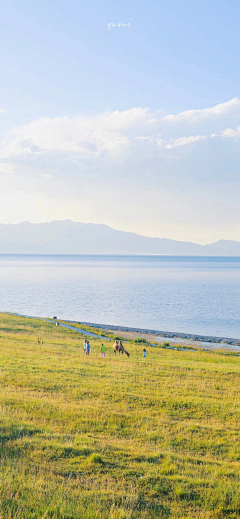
[63,318,240,347]
[5,312,240,349]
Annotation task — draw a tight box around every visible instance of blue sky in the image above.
[0,0,240,243]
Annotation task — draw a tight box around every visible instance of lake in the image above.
[0,255,240,339]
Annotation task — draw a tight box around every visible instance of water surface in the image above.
[1,255,240,339]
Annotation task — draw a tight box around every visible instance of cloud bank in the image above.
[0,97,240,243]
[2,98,238,164]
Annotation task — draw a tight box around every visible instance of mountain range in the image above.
[0,220,240,255]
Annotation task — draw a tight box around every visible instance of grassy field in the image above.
[0,314,240,518]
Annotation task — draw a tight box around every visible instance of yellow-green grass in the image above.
[0,313,240,518]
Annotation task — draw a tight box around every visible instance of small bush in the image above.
[88,453,103,464]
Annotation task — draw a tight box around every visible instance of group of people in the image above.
[83,340,107,358]
[83,340,91,355]
[83,339,147,359]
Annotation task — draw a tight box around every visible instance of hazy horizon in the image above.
[1,220,240,256]
[1,219,240,247]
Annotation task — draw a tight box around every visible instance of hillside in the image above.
[0,313,240,518]
[0,220,240,255]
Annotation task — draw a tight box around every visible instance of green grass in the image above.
[0,313,240,518]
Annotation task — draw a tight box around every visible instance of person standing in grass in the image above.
[100,343,106,358]
[83,340,87,355]
[87,341,91,355]
[143,348,147,359]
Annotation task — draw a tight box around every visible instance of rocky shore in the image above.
[67,320,240,347]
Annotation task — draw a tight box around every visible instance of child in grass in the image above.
[87,341,91,355]
[100,343,106,358]
[143,348,147,359]
[84,340,87,354]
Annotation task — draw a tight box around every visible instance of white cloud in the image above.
[166,135,207,149]
[212,126,240,138]
[162,97,240,124]
[135,134,163,146]
[135,134,206,149]
[0,108,156,160]
[97,108,156,129]
[0,109,5,114]
[0,99,237,179]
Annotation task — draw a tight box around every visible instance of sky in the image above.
[0,0,240,244]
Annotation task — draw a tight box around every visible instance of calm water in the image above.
[1,255,240,339]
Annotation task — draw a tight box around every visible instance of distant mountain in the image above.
[0,220,240,255]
